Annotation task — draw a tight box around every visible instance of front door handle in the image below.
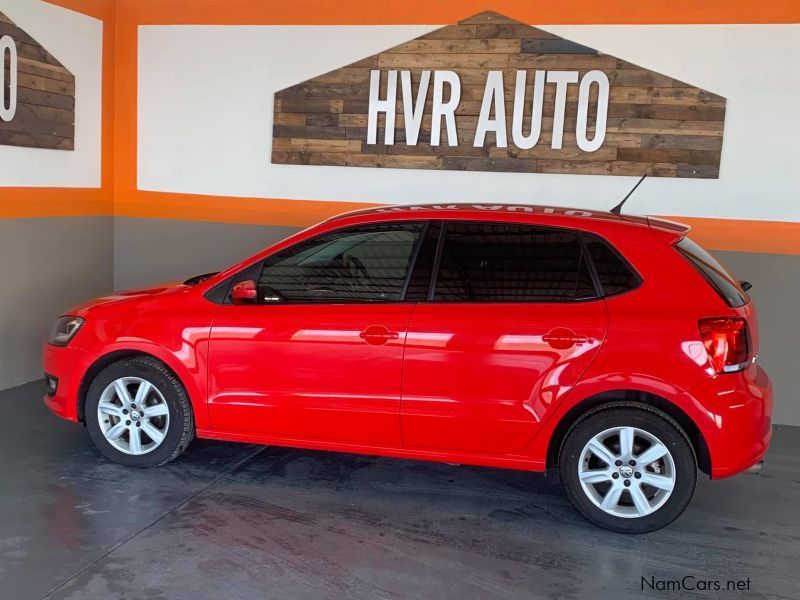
[543,328,588,349]
[360,325,400,346]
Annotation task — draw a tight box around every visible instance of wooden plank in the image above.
[16,56,75,84]
[677,163,720,178]
[611,87,725,106]
[16,87,75,111]
[386,39,521,54]
[490,145,618,161]
[273,125,348,140]
[475,24,558,39]
[443,156,537,172]
[15,102,74,125]
[418,25,477,40]
[605,118,724,136]
[509,54,622,69]
[277,83,369,100]
[0,103,74,137]
[378,52,512,69]
[272,138,362,153]
[608,103,725,121]
[617,147,721,166]
[521,39,597,54]
[0,129,73,150]
[276,98,339,113]
[307,152,444,169]
[15,71,75,96]
[641,134,723,151]
[305,113,339,127]
[273,112,307,126]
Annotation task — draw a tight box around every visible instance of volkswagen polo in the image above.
[43,204,772,532]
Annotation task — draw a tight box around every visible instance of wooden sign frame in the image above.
[272,11,725,178]
[0,10,76,151]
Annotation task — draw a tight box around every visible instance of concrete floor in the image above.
[1,381,798,600]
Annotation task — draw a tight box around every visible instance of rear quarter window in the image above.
[583,234,641,297]
[675,237,749,308]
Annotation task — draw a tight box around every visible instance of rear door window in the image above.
[432,222,597,302]
[675,237,749,307]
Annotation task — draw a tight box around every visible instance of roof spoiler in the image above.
[647,216,691,242]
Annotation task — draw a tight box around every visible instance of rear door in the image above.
[400,221,608,454]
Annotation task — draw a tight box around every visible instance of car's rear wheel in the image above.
[85,357,194,467]
[559,403,697,533]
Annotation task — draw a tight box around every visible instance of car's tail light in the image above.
[698,317,752,373]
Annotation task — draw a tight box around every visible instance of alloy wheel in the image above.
[96,376,170,455]
[577,426,676,518]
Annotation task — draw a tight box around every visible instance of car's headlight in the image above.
[48,316,85,347]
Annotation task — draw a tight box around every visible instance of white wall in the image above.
[0,0,102,188]
[138,24,800,223]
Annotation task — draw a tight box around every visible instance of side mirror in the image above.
[231,280,257,304]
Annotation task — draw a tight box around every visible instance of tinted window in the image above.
[257,222,425,303]
[583,235,641,296]
[676,237,748,307]
[433,222,596,302]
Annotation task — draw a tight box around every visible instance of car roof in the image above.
[325,203,689,236]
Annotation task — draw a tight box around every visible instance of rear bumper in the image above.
[674,363,772,479]
[42,342,89,422]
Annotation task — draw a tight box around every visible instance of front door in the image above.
[401,221,608,454]
[207,221,426,446]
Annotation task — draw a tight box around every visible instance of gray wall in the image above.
[113,217,297,290]
[717,251,799,428]
[0,217,113,389]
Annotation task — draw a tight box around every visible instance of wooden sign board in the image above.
[272,11,725,178]
[0,10,75,151]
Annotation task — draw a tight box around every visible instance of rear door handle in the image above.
[543,328,588,349]
[360,325,400,346]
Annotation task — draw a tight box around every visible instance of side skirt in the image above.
[196,428,546,472]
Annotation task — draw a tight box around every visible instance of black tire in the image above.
[559,403,697,533]
[85,357,195,468]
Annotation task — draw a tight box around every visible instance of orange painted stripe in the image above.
[115,191,380,228]
[117,0,800,25]
[0,188,112,218]
[667,217,800,256]
[112,191,800,256]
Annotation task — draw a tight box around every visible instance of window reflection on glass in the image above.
[257,222,425,303]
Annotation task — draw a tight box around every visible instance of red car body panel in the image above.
[42,205,772,478]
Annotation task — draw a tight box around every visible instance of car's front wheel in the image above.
[85,357,194,467]
[559,403,697,533]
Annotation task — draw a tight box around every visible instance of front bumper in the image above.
[42,342,89,422]
[674,363,772,479]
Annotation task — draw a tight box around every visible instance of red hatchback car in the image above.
[43,204,772,532]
